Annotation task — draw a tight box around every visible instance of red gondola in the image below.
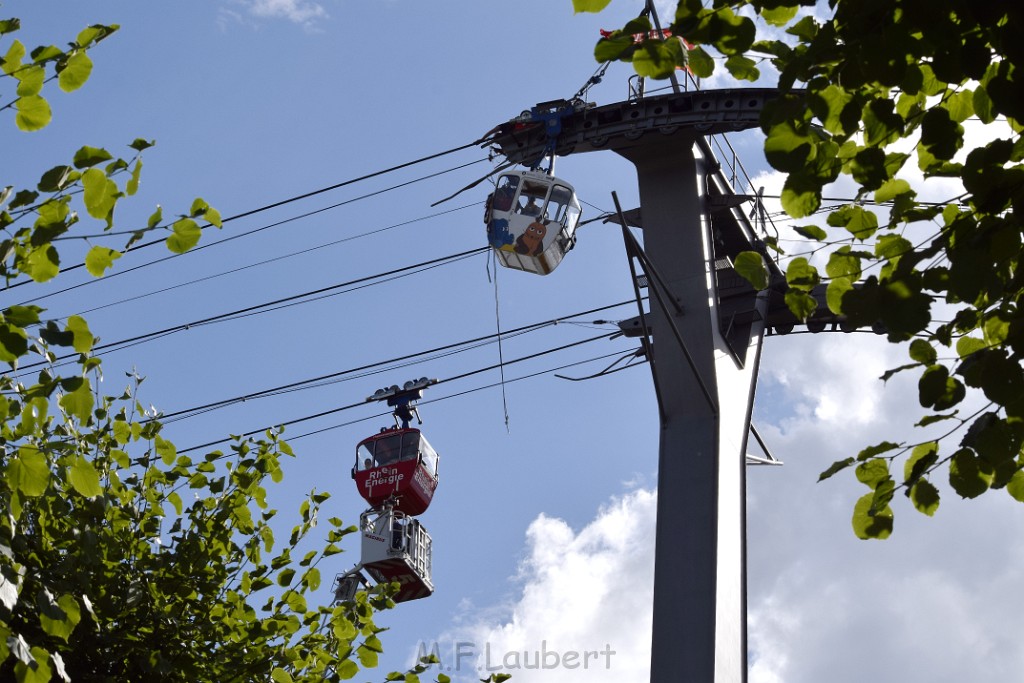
[353,426,439,516]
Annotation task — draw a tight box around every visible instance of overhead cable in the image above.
[18,158,487,304]
[176,331,617,454]
[68,202,481,318]
[157,299,637,424]
[286,348,638,445]
[18,248,489,373]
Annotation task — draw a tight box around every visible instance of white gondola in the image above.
[484,169,582,276]
[332,506,434,604]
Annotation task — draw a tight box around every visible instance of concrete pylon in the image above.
[616,134,767,683]
[491,88,778,683]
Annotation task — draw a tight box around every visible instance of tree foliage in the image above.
[0,13,489,683]
[578,0,1024,537]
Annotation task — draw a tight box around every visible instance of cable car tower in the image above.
[334,378,440,604]
[483,18,851,682]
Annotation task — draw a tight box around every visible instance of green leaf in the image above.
[14,646,52,683]
[827,204,878,240]
[920,108,963,160]
[973,85,995,124]
[918,365,965,410]
[785,257,819,290]
[81,168,119,225]
[21,245,61,282]
[793,224,826,240]
[84,246,122,277]
[57,50,92,92]
[168,491,183,515]
[2,39,24,75]
[915,412,958,427]
[1007,470,1024,503]
[271,668,294,683]
[863,98,904,147]
[983,314,1010,346]
[572,0,613,12]
[147,205,163,229]
[76,24,119,49]
[336,659,358,680]
[760,5,798,27]
[724,54,759,82]
[910,480,940,516]
[155,436,177,465]
[277,568,296,587]
[67,316,94,353]
[7,446,50,497]
[0,18,21,36]
[813,84,857,135]
[0,561,23,612]
[784,290,817,322]
[875,234,912,261]
[764,121,814,174]
[357,644,379,668]
[780,175,821,217]
[825,277,852,314]
[68,456,102,498]
[852,492,893,539]
[40,594,82,642]
[193,199,222,227]
[113,420,131,445]
[126,158,143,196]
[945,89,974,123]
[8,188,39,210]
[283,590,306,613]
[73,146,114,169]
[15,95,52,131]
[949,449,991,499]
[60,380,94,422]
[633,41,683,79]
[4,305,41,327]
[167,218,201,254]
[0,323,28,363]
[874,178,911,203]
[962,412,1019,466]
[904,442,938,484]
[818,457,854,482]
[15,65,44,97]
[857,441,901,461]
[190,197,211,216]
[686,46,714,78]
[732,251,767,290]
[37,165,75,193]
[30,45,62,63]
[908,339,936,365]
[880,362,918,382]
[856,458,889,488]
[302,567,321,591]
[825,247,861,280]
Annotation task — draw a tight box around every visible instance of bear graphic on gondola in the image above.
[514,220,547,257]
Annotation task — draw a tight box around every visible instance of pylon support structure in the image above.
[492,87,790,683]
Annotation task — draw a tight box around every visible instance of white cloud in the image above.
[435,489,656,682]
[219,0,329,29]
[247,0,327,23]
[433,327,1024,683]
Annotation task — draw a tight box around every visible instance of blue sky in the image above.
[6,1,1024,682]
